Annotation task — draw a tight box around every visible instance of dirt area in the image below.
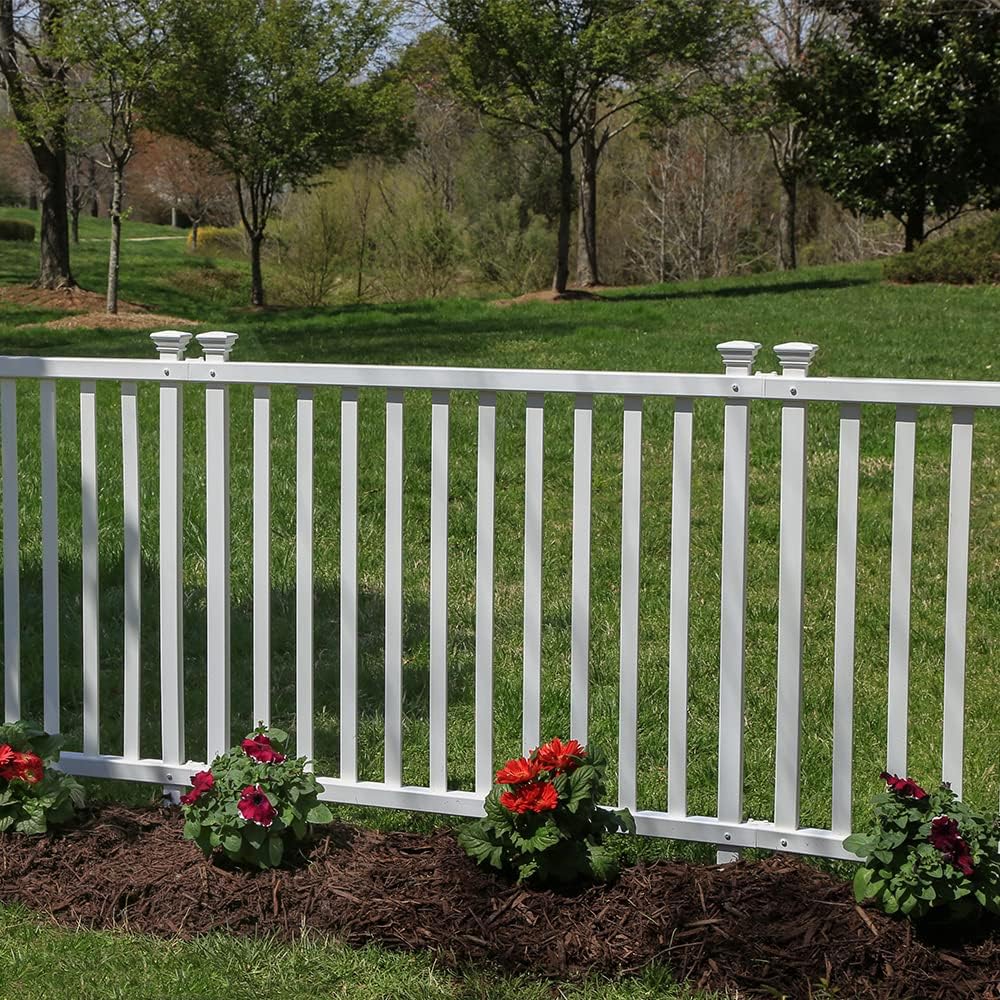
[1,806,997,998]
[0,283,197,331]
[492,286,624,306]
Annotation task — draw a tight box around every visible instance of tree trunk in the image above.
[778,177,798,270]
[70,183,81,244]
[191,219,200,249]
[28,191,38,211]
[575,106,599,286]
[170,205,179,228]
[35,147,75,289]
[903,208,925,252]
[88,159,99,216]
[106,165,124,314]
[553,140,573,294]
[250,232,265,306]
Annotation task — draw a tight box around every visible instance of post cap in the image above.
[196,331,239,361]
[716,340,762,373]
[774,342,819,374]
[150,331,193,359]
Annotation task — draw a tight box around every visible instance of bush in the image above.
[884,214,1000,284]
[0,721,85,834]
[0,220,35,242]
[458,739,634,887]
[844,772,1000,924]
[187,225,245,256]
[471,195,554,297]
[272,186,348,306]
[180,726,333,869]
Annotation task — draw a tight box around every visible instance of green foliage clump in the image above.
[0,721,85,835]
[459,739,634,887]
[884,215,1000,285]
[187,225,246,256]
[180,727,333,869]
[470,195,553,296]
[0,220,36,242]
[845,773,1000,923]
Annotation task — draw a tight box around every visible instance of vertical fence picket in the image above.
[429,389,450,792]
[570,394,593,743]
[338,387,356,779]
[297,387,316,765]
[475,391,496,793]
[522,392,544,753]
[667,398,693,816]
[715,341,760,857]
[832,403,861,836]
[1,379,19,722]
[773,344,817,832]
[121,382,142,759]
[199,332,237,760]
[40,380,60,734]
[887,404,917,776]
[942,407,974,796]
[80,381,100,754]
[384,389,404,786]
[253,385,271,728]
[385,389,403,787]
[152,332,191,774]
[618,396,643,812]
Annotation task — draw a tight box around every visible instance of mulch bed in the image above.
[1,806,997,998]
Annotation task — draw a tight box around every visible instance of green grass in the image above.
[1,207,998,994]
[0,905,724,1000]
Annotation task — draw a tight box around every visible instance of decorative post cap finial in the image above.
[150,331,193,359]
[196,331,239,361]
[716,340,762,374]
[773,342,819,374]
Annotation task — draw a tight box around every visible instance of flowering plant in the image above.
[0,721,85,835]
[458,739,634,887]
[844,772,1000,922]
[180,726,333,869]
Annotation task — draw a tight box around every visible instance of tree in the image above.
[782,0,1000,251]
[440,0,743,291]
[0,0,76,287]
[746,0,833,269]
[65,0,174,313]
[154,0,403,307]
[142,135,232,245]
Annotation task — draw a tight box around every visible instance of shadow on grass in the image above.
[609,276,874,303]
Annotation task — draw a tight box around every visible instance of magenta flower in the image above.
[929,815,974,877]
[880,771,928,800]
[241,734,286,764]
[238,784,277,827]
[180,770,215,806]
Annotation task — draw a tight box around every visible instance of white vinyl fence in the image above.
[1,334,997,861]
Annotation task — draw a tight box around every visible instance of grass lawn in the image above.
[1,207,998,995]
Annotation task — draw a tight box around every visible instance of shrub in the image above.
[458,738,634,887]
[844,772,1000,924]
[0,721,85,834]
[272,186,348,306]
[471,195,554,297]
[187,225,246,256]
[883,214,1000,284]
[0,220,35,242]
[180,726,333,869]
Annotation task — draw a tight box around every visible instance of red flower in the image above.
[242,734,286,765]
[929,815,975,877]
[495,756,542,785]
[0,744,15,781]
[880,772,927,800]
[7,751,43,784]
[238,784,277,827]
[535,737,586,773]
[180,770,215,806]
[499,780,559,815]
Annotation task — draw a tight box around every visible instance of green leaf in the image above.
[267,835,284,867]
[457,823,504,869]
[223,833,242,854]
[587,843,619,884]
[305,804,333,825]
[853,865,875,902]
[182,820,202,841]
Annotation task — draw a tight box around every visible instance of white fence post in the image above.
[773,343,818,836]
[199,332,237,762]
[716,340,760,863]
[152,332,192,802]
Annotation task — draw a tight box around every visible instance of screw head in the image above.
[732,384,739,392]
[210,370,216,377]
[780,838,788,848]
[790,387,798,396]
[724,832,732,841]
[163,368,170,376]
[166,772,173,781]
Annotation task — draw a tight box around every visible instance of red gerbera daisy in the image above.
[535,737,586,773]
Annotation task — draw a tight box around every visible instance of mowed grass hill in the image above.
[0,208,998,834]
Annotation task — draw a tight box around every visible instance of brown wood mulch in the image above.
[0,806,997,998]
